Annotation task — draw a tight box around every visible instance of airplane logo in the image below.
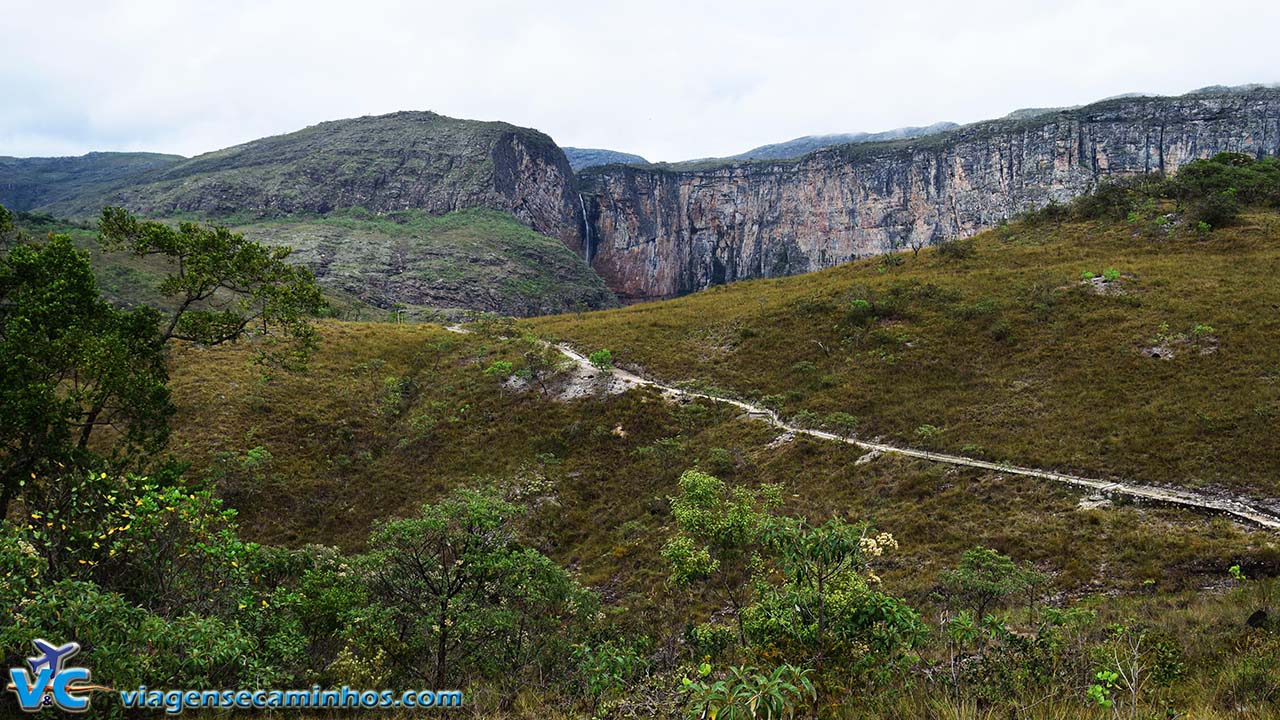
[27,640,80,676]
[6,639,111,713]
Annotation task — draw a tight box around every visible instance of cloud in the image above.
[2,0,1278,162]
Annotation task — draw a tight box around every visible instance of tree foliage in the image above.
[361,487,597,687]
[98,207,326,368]
[0,234,170,518]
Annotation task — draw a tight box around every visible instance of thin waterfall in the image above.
[578,192,593,264]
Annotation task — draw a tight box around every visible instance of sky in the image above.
[3,0,1279,163]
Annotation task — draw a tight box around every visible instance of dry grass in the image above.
[536,212,1280,503]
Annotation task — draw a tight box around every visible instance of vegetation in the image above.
[13,207,616,321]
[538,154,1280,500]
[231,208,617,319]
[4,166,1280,718]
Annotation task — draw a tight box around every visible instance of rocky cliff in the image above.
[25,112,586,253]
[580,89,1280,300]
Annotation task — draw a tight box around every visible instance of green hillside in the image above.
[28,111,564,219]
[0,151,183,212]
[232,208,616,318]
[13,207,616,318]
[154,210,1280,714]
[538,208,1280,504]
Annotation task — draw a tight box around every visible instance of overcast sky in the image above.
[3,0,1278,163]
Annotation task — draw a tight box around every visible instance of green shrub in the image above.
[588,348,614,371]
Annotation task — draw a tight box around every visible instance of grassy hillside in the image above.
[146,206,1280,717]
[537,210,1280,504]
[0,151,183,212]
[233,208,616,318]
[13,208,616,319]
[166,321,1275,602]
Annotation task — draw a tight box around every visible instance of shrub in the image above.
[937,237,976,260]
[1192,189,1241,228]
[588,349,614,371]
[683,664,816,720]
[483,359,514,377]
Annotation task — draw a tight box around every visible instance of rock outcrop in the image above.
[580,89,1280,301]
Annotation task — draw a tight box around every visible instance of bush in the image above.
[588,349,614,371]
[936,237,976,260]
[1191,189,1241,228]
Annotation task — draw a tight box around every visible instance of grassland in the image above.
[165,319,1277,611]
[537,210,1280,505]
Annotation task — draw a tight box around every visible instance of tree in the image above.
[0,204,15,245]
[0,235,171,519]
[517,336,570,396]
[939,546,1042,619]
[0,206,325,520]
[361,487,595,687]
[662,470,783,644]
[745,520,924,684]
[98,207,326,368]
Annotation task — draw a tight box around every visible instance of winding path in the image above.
[550,343,1280,531]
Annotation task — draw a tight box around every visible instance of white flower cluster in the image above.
[858,532,898,558]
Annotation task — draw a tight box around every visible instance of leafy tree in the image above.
[517,336,569,396]
[662,471,783,644]
[0,235,171,518]
[939,546,1042,618]
[745,521,925,684]
[361,487,596,687]
[98,207,326,368]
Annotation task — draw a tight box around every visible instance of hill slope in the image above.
[233,208,616,317]
[563,147,649,171]
[19,111,587,254]
[160,209,1280,607]
[539,208,1280,503]
[0,151,184,212]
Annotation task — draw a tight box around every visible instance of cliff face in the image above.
[32,112,586,252]
[581,90,1280,300]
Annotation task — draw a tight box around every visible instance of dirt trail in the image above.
[444,325,1280,530]
[549,344,1280,531]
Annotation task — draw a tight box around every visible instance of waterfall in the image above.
[578,193,593,264]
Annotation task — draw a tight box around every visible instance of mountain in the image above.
[0,151,184,212]
[578,87,1280,300]
[562,147,649,171]
[24,111,587,254]
[3,111,620,317]
[723,122,959,161]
